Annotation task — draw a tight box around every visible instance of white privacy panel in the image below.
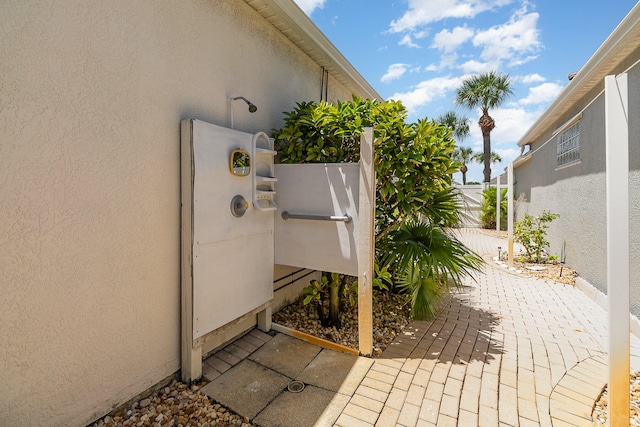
[274,163,360,276]
[183,119,273,341]
[192,231,273,337]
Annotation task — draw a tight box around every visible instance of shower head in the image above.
[231,96,257,113]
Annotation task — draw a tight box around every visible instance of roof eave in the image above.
[244,0,382,100]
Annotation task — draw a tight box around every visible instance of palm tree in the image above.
[452,147,474,184]
[472,150,502,166]
[455,71,513,183]
[439,111,471,183]
[437,111,470,142]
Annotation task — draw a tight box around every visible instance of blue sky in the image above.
[292,0,638,183]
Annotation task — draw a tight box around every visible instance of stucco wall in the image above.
[0,1,355,426]
[514,61,640,317]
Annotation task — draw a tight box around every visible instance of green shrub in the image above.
[514,211,559,263]
[274,98,485,323]
[480,187,507,230]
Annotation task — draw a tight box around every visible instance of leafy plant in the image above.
[302,272,344,328]
[273,97,463,236]
[380,220,483,320]
[274,97,483,324]
[514,211,559,263]
[373,264,392,291]
[480,187,507,230]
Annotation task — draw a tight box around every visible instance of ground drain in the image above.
[287,381,305,393]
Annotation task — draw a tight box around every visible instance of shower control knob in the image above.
[230,195,249,217]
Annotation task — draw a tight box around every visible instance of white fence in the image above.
[454,184,484,227]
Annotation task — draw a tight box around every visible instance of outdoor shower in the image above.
[229,96,257,129]
[231,96,257,113]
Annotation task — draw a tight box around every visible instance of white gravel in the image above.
[593,371,640,426]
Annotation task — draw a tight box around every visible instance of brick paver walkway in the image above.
[331,229,640,427]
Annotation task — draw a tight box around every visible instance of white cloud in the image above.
[389,0,514,33]
[520,73,546,84]
[399,34,420,48]
[432,26,475,53]
[459,59,498,74]
[388,76,464,111]
[472,10,542,65]
[495,147,522,162]
[293,0,326,15]
[486,107,539,146]
[519,82,564,105]
[381,63,410,83]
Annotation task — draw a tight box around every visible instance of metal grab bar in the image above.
[281,211,352,223]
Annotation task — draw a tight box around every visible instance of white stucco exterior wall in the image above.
[0,1,359,425]
[513,58,640,318]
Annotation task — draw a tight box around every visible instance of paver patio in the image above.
[203,228,640,426]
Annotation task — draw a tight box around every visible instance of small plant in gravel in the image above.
[514,210,559,263]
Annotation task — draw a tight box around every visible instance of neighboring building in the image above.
[512,4,640,317]
[1,1,380,426]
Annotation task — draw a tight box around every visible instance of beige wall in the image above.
[0,1,355,425]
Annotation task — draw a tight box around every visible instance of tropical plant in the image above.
[514,211,560,263]
[452,147,474,185]
[480,187,507,230]
[455,71,513,183]
[274,97,483,324]
[302,272,348,328]
[437,111,470,142]
[472,150,502,165]
[274,97,462,237]
[380,221,483,319]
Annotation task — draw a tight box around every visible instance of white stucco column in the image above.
[605,72,630,425]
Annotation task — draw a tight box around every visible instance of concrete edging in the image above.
[575,277,640,338]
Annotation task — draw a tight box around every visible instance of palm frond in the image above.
[397,263,444,320]
[382,220,484,292]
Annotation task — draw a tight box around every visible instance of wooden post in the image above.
[180,119,202,382]
[507,163,514,268]
[605,73,630,425]
[358,127,375,356]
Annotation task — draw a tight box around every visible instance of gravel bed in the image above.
[89,379,254,427]
[509,259,578,285]
[593,371,640,426]
[273,289,412,357]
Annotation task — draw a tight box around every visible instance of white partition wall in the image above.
[181,121,376,378]
[274,163,360,276]
[181,120,274,381]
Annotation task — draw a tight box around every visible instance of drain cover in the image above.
[287,381,305,393]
